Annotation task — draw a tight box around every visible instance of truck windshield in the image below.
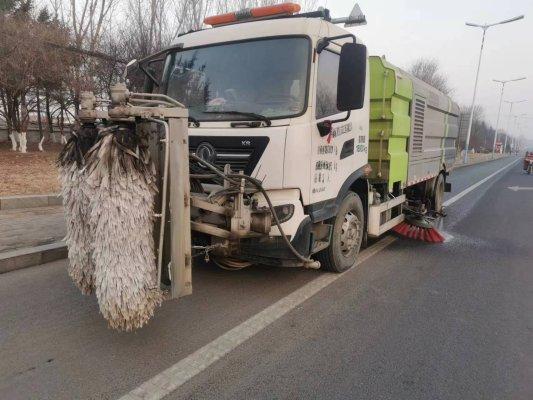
[165,37,309,121]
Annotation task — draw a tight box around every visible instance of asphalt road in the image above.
[0,156,531,400]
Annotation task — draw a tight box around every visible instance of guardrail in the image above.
[453,153,508,169]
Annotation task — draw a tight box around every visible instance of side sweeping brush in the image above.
[57,124,98,294]
[85,124,163,331]
[393,215,444,243]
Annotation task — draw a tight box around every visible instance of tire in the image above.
[432,174,445,214]
[316,192,364,273]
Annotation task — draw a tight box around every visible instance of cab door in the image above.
[310,47,367,206]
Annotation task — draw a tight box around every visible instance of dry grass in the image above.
[0,142,62,196]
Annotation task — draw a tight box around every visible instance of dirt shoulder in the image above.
[0,142,62,196]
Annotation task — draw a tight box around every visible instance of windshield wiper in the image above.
[203,110,272,127]
[188,116,200,127]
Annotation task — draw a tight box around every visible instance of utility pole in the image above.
[463,14,524,163]
[491,78,526,158]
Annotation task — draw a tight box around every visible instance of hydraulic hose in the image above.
[189,153,319,269]
[190,153,240,185]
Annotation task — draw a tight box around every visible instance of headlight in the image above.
[272,204,295,223]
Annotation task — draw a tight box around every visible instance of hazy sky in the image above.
[322,0,532,140]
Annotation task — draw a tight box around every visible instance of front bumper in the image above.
[239,216,313,266]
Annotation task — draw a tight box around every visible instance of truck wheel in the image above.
[316,192,364,273]
[432,174,445,213]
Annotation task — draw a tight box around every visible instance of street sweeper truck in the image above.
[60,3,459,329]
[155,2,459,268]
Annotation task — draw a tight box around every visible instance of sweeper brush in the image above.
[57,124,98,294]
[85,124,163,331]
[61,84,191,330]
[393,215,445,243]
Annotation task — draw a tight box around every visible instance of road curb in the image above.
[0,241,67,274]
[0,194,62,211]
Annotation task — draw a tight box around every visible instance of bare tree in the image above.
[65,0,118,50]
[458,105,501,153]
[177,0,214,31]
[0,1,73,152]
[118,0,177,58]
[0,11,41,152]
[47,0,119,112]
[299,0,317,11]
[215,0,317,14]
[408,58,453,95]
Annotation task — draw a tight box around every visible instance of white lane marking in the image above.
[507,186,533,191]
[443,159,519,207]
[119,236,397,400]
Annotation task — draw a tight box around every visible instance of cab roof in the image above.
[173,17,359,49]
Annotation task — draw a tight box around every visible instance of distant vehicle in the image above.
[524,151,533,174]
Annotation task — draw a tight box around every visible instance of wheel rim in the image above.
[339,211,361,256]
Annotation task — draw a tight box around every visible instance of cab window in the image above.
[316,50,340,119]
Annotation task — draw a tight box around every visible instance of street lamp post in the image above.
[463,14,524,164]
[491,77,526,158]
[503,100,527,154]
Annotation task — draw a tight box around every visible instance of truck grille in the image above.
[213,148,253,172]
[189,136,269,176]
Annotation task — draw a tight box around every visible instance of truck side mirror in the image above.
[123,59,138,82]
[337,42,367,111]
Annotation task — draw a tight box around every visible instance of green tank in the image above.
[368,56,459,193]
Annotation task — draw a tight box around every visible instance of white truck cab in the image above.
[154,12,371,271]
